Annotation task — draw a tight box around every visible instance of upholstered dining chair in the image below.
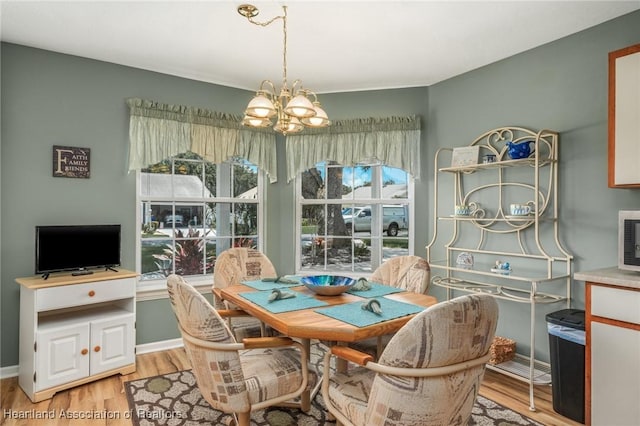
[323,293,498,426]
[370,254,431,294]
[167,274,310,426]
[353,255,431,357]
[213,247,278,340]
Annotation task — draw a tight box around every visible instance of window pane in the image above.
[174,227,212,276]
[211,202,233,236]
[233,237,257,249]
[183,204,205,229]
[352,238,372,272]
[382,237,409,259]
[234,161,258,198]
[140,168,170,198]
[382,166,408,199]
[352,165,372,200]
[301,204,325,268]
[325,162,345,201]
[204,162,218,197]
[140,238,172,279]
[173,159,204,198]
[301,163,326,200]
[341,204,371,236]
[234,203,257,235]
[143,203,173,235]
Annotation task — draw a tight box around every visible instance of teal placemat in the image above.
[239,290,328,314]
[242,276,302,291]
[347,282,404,298]
[315,298,424,327]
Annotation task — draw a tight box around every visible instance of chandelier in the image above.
[238,4,330,135]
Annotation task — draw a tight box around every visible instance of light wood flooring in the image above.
[0,346,583,426]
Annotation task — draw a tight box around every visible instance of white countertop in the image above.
[574,266,640,290]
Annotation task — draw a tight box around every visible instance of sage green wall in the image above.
[0,43,252,367]
[2,9,640,368]
[425,10,640,360]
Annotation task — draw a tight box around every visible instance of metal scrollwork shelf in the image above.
[426,126,573,412]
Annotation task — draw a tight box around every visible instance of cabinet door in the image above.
[608,43,640,188]
[90,313,135,375]
[591,322,640,425]
[37,323,90,391]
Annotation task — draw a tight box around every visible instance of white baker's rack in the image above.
[426,126,573,411]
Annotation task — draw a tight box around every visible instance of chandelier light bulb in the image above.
[301,102,330,127]
[274,115,304,135]
[283,93,316,118]
[245,92,277,118]
[242,115,272,128]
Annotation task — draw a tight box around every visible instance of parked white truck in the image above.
[342,205,407,236]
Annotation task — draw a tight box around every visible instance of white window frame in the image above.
[294,161,415,277]
[135,157,266,298]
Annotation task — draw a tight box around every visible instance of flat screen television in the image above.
[35,224,121,278]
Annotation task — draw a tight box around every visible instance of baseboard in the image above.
[0,338,185,380]
[135,337,184,355]
[0,365,19,380]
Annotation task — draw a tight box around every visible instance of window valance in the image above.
[126,98,278,183]
[285,115,421,182]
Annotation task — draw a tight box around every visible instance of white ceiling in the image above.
[2,1,639,94]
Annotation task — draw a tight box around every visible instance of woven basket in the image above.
[489,336,516,365]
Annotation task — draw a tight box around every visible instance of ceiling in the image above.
[2,1,639,94]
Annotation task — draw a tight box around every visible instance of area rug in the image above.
[125,343,543,426]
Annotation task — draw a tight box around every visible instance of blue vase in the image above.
[506,141,534,159]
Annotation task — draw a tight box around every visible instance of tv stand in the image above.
[16,269,137,402]
[71,269,94,276]
[105,266,118,273]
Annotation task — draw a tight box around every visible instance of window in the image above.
[296,161,413,274]
[137,152,262,287]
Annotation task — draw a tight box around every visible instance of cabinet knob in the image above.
[88,290,95,297]
[94,346,101,353]
[81,348,88,355]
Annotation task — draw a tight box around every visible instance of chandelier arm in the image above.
[291,79,305,94]
[258,80,278,97]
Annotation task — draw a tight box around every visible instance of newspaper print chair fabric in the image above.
[370,255,431,294]
[213,248,278,340]
[323,294,499,426]
[167,274,309,426]
[353,255,431,357]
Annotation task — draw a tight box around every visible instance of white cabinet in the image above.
[426,127,572,411]
[575,268,640,426]
[17,269,137,402]
[590,323,640,426]
[608,43,640,188]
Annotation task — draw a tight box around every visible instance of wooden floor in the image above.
[0,346,583,426]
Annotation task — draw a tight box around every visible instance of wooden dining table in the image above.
[216,282,438,410]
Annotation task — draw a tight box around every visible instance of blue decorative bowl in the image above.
[300,275,356,296]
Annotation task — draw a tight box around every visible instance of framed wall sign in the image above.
[451,146,480,167]
[52,145,91,178]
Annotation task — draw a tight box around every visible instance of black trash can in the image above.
[546,309,585,423]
